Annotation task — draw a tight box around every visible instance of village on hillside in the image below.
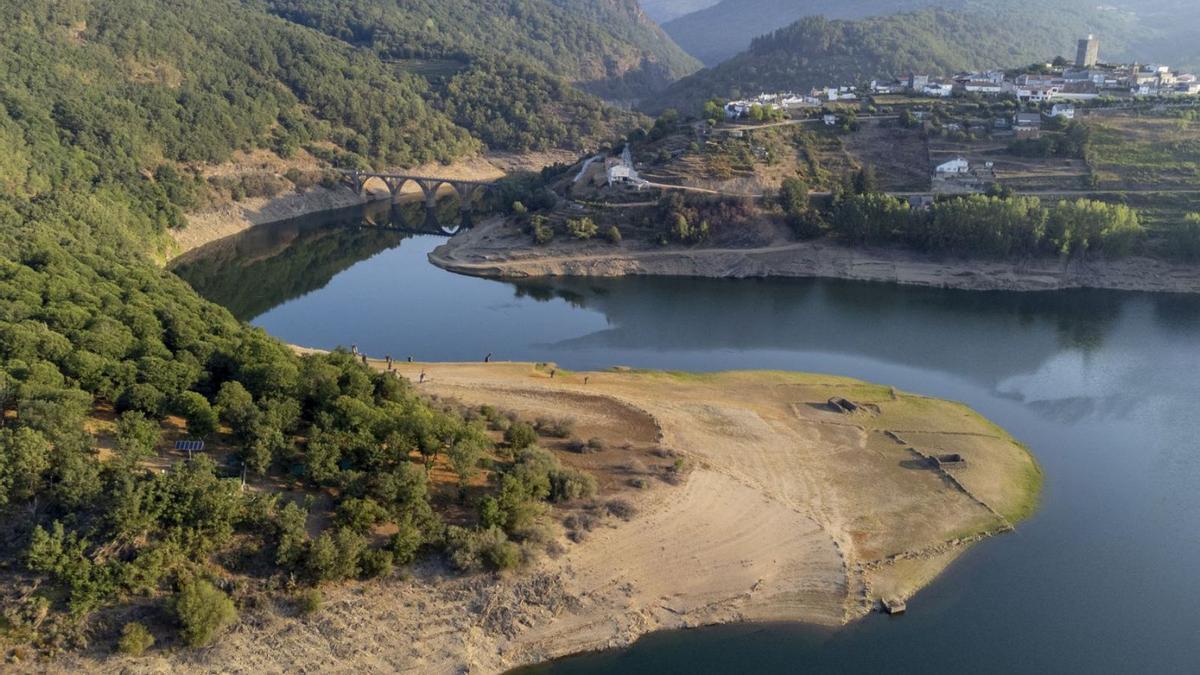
[722,35,1198,124]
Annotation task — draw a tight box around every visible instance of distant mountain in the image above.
[663,0,1200,69]
[663,0,930,66]
[639,0,722,23]
[649,4,1137,114]
[264,0,701,102]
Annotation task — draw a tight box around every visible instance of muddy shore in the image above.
[430,218,1200,294]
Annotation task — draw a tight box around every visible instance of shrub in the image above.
[389,520,424,565]
[532,216,554,245]
[445,526,521,572]
[566,217,598,240]
[296,589,322,616]
[174,391,218,439]
[605,226,622,244]
[117,621,155,656]
[535,417,575,438]
[606,499,637,521]
[335,497,388,533]
[549,468,597,503]
[173,579,237,647]
[504,422,538,450]
[359,548,394,578]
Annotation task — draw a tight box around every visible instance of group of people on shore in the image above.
[347,344,591,387]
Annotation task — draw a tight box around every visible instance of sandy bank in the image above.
[73,361,1040,674]
[431,218,1200,294]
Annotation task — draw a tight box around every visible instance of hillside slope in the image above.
[662,0,1200,69]
[263,0,701,102]
[663,0,931,66]
[650,5,1135,114]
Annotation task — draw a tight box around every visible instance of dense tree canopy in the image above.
[0,0,631,655]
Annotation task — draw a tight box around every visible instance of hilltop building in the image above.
[1076,35,1100,68]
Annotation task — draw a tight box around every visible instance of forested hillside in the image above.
[263,0,701,102]
[0,0,641,657]
[650,5,1135,114]
[664,0,930,66]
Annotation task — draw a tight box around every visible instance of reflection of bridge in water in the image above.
[341,169,496,232]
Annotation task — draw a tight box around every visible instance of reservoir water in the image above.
[173,205,1200,674]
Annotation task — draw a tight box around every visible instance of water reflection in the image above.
[171,198,470,320]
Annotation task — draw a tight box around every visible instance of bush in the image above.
[296,589,322,616]
[566,217,598,240]
[445,526,521,572]
[504,422,538,450]
[535,417,575,439]
[606,499,637,521]
[335,497,388,533]
[605,226,622,244]
[174,391,218,438]
[360,548,394,578]
[549,468,597,503]
[173,579,237,647]
[532,216,554,245]
[389,520,424,565]
[117,621,155,656]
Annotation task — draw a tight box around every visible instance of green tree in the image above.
[566,217,598,240]
[0,427,51,506]
[115,411,161,468]
[174,392,218,439]
[117,621,155,656]
[504,422,538,450]
[173,579,237,647]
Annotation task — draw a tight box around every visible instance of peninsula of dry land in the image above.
[72,361,1040,674]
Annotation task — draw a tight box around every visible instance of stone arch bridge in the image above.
[340,166,494,211]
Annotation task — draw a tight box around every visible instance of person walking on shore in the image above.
[419,370,426,384]
[484,352,492,363]
[386,355,393,370]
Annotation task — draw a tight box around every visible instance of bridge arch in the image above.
[344,170,493,229]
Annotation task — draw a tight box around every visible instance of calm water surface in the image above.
[173,207,1200,674]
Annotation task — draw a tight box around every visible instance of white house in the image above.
[823,114,838,126]
[922,82,954,98]
[1049,104,1076,119]
[936,158,970,175]
[607,145,642,187]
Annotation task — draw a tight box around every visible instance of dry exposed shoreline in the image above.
[65,361,1041,674]
[430,218,1200,294]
